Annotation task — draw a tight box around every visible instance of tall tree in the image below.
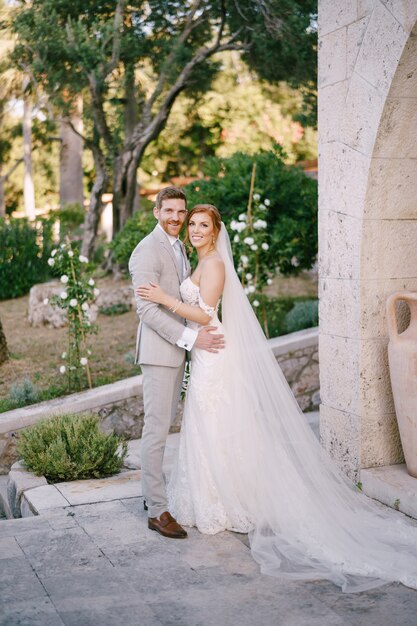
[22,76,36,220]
[59,95,84,208]
[12,0,317,256]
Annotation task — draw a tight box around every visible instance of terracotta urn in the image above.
[386,291,417,478]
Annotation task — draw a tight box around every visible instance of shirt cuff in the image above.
[176,326,198,351]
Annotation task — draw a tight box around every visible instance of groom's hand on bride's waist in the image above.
[195,326,225,353]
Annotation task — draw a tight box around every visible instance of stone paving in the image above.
[2,414,417,625]
[2,498,417,626]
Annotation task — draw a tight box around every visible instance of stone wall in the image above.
[0,327,318,473]
[319,0,417,478]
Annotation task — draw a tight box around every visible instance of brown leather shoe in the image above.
[148,511,188,539]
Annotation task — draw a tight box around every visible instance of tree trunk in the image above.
[112,151,139,235]
[81,147,108,259]
[60,96,84,208]
[23,93,36,220]
[0,317,8,365]
[0,165,5,217]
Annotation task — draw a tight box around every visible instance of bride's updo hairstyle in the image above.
[185,204,222,246]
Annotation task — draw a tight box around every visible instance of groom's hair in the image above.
[155,186,187,210]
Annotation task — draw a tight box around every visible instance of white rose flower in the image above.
[88,278,95,286]
[261,243,269,251]
[240,255,249,267]
[251,244,258,251]
[248,285,255,293]
[43,298,49,305]
[51,249,58,257]
[253,193,260,201]
[259,203,266,211]
[230,220,239,231]
[291,256,300,267]
[79,255,89,263]
[60,275,69,284]
[264,199,270,206]
[68,250,74,258]
[253,300,260,307]
[254,219,267,230]
[237,222,246,233]
[244,287,250,295]
[237,266,242,273]
[60,291,68,300]
[47,258,55,267]
[238,213,247,222]
[246,273,253,280]
[267,278,273,285]
[59,365,66,374]
[81,302,89,311]
[80,357,88,366]
[69,298,78,307]
[61,352,67,359]
[93,288,100,297]
[233,235,240,243]
[244,236,254,245]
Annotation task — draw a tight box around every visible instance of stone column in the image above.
[318,0,417,479]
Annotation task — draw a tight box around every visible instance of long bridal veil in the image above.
[213,222,417,593]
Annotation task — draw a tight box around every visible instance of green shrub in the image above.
[17,413,128,482]
[9,379,39,406]
[99,303,130,316]
[109,211,156,270]
[0,217,54,300]
[184,147,318,275]
[285,299,318,333]
[56,203,85,240]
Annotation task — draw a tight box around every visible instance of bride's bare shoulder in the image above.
[202,254,224,272]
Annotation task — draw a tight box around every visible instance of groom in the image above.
[129,186,224,539]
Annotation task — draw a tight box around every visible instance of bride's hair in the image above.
[184,204,222,246]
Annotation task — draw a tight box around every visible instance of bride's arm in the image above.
[136,258,225,326]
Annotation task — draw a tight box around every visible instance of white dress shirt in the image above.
[157,224,197,351]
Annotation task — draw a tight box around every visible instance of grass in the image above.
[0,271,317,413]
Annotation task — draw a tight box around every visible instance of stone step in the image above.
[361,463,417,519]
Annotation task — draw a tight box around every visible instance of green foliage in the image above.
[185,148,318,276]
[255,296,314,338]
[48,243,98,391]
[142,57,317,182]
[17,413,128,482]
[0,217,54,300]
[109,211,156,270]
[99,303,130,316]
[284,299,318,334]
[9,379,39,406]
[11,0,317,241]
[55,203,85,240]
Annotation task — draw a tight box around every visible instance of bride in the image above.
[137,204,417,593]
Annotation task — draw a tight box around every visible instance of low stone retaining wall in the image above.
[0,327,318,473]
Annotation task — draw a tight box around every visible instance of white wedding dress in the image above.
[168,224,417,593]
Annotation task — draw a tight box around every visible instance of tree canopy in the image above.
[10,0,317,254]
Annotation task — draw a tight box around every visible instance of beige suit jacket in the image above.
[128,225,191,367]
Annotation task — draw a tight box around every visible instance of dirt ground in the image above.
[0,277,140,400]
[0,272,317,402]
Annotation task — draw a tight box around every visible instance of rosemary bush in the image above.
[17,414,128,482]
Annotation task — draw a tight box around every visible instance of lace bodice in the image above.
[180,277,219,327]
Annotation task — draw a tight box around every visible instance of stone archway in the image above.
[318,1,417,479]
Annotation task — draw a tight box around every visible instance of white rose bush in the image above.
[229,190,275,335]
[48,243,98,391]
